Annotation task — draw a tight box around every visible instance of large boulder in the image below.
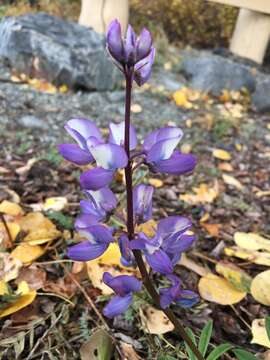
[0,13,119,91]
[252,78,270,112]
[181,51,256,95]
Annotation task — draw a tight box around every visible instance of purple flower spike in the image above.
[160,275,199,309]
[80,167,114,191]
[103,272,142,318]
[58,144,93,165]
[133,184,154,224]
[109,122,137,150]
[134,47,156,86]
[136,28,152,62]
[106,19,125,64]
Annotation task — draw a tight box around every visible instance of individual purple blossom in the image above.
[67,224,114,261]
[109,121,137,150]
[143,127,197,175]
[75,188,117,230]
[159,274,199,309]
[118,234,135,267]
[133,184,154,225]
[131,216,195,274]
[134,47,156,86]
[102,272,142,318]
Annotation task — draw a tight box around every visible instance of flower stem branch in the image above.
[123,72,204,360]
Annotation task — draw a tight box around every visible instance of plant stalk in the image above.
[123,70,204,360]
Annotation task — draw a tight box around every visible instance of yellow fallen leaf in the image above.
[186,119,192,128]
[131,104,142,113]
[96,243,121,266]
[234,232,270,252]
[201,223,221,237]
[42,197,68,211]
[173,89,193,109]
[11,243,45,264]
[149,178,163,188]
[198,273,246,305]
[59,84,68,93]
[0,281,36,318]
[0,222,20,242]
[18,212,56,232]
[235,143,242,152]
[215,261,252,292]
[181,143,192,154]
[180,181,219,204]
[225,246,270,267]
[0,280,8,295]
[222,174,244,190]
[0,253,22,282]
[251,319,270,348]
[213,149,231,161]
[0,200,24,216]
[256,190,270,198]
[23,228,61,245]
[178,253,210,277]
[218,162,233,172]
[199,212,210,223]
[250,270,270,306]
[136,219,157,238]
[139,305,174,334]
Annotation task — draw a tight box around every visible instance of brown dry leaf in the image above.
[201,223,221,237]
[178,253,210,277]
[15,158,37,175]
[120,342,143,360]
[149,178,163,188]
[215,261,252,292]
[80,329,114,360]
[0,281,37,318]
[250,270,270,306]
[222,174,244,190]
[0,253,22,282]
[44,277,77,298]
[224,246,270,266]
[218,162,233,172]
[234,232,270,252]
[180,181,219,204]
[140,305,174,334]
[136,219,157,237]
[16,266,46,291]
[198,273,246,305]
[213,149,231,161]
[0,200,24,216]
[11,243,45,264]
[251,319,270,348]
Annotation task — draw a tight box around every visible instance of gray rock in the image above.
[150,68,186,92]
[0,13,119,91]
[252,78,270,112]
[181,51,256,95]
[18,115,48,129]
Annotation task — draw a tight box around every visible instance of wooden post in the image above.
[79,0,129,34]
[230,8,270,64]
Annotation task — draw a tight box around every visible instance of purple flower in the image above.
[75,188,117,230]
[131,216,195,274]
[143,127,196,175]
[109,121,137,150]
[160,275,199,309]
[80,167,115,191]
[118,234,135,267]
[133,184,154,225]
[67,224,114,261]
[106,20,154,69]
[103,272,142,318]
[134,47,156,86]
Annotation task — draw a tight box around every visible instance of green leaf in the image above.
[233,349,258,360]
[198,320,213,356]
[206,343,233,360]
[184,328,197,360]
[266,316,270,341]
[79,329,114,360]
[157,356,177,360]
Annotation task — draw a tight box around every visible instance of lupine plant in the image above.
[59,20,204,360]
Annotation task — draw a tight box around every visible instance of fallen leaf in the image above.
[42,197,68,211]
[11,243,45,264]
[0,281,36,318]
[224,247,270,266]
[149,178,163,188]
[18,211,56,232]
[131,104,142,113]
[198,273,246,305]
[213,149,231,161]
[178,253,210,276]
[15,158,37,175]
[16,265,46,290]
[234,232,270,252]
[251,319,270,348]
[136,219,157,237]
[250,270,270,306]
[222,174,244,190]
[44,277,77,299]
[218,162,233,172]
[96,243,122,267]
[23,228,61,245]
[201,223,221,237]
[173,89,193,109]
[0,222,20,245]
[215,261,252,292]
[80,329,114,360]
[181,143,192,154]
[120,342,143,360]
[139,305,174,334]
[256,190,270,198]
[180,181,219,204]
[0,253,22,282]
[0,200,24,216]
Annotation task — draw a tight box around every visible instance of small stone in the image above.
[18,115,48,130]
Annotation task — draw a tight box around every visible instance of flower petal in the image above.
[91,143,128,170]
[136,28,152,61]
[80,168,114,190]
[165,234,196,255]
[103,272,141,296]
[74,214,100,230]
[58,144,93,165]
[176,290,199,308]
[147,137,181,163]
[67,240,108,261]
[153,151,196,175]
[81,224,114,245]
[145,249,174,274]
[157,216,192,245]
[109,122,137,150]
[103,294,133,318]
[143,127,183,152]
[133,184,154,224]
[84,188,117,214]
[65,118,102,148]
[134,47,155,86]
[118,234,135,267]
[107,19,125,63]
[125,25,136,63]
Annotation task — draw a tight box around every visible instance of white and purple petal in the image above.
[74,214,100,230]
[134,47,155,86]
[147,137,181,163]
[58,144,93,165]
[106,19,125,63]
[65,118,103,148]
[136,28,152,61]
[91,143,128,170]
[109,122,137,150]
[133,184,154,224]
[80,167,114,190]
